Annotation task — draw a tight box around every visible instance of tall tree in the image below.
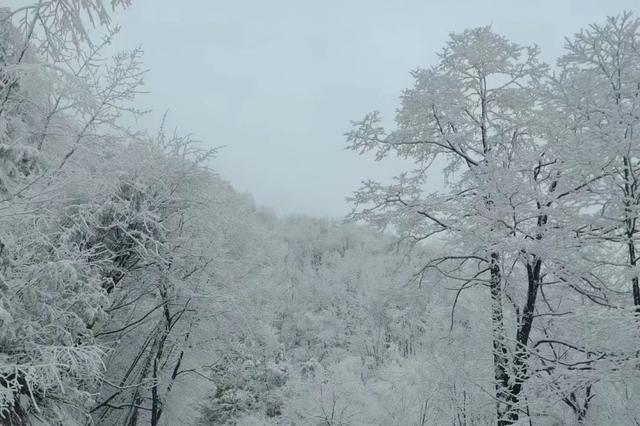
[554,12,640,309]
[344,26,591,424]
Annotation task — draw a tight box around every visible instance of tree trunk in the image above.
[623,156,639,307]
[489,252,515,425]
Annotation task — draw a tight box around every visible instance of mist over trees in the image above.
[0,1,639,425]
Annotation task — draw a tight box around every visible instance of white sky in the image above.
[106,1,634,217]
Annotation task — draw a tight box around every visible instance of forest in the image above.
[1,1,640,425]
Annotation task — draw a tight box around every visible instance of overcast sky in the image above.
[107,0,637,218]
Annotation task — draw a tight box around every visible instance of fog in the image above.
[103,0,637,217]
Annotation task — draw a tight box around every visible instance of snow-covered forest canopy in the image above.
[1,1,640,425]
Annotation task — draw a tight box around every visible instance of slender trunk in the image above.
[629,238,639,306]
[150,278,172,426]
[622,156,639,307]
[489,252,514,426]
[508,259,541,423]
[125,339,156,426]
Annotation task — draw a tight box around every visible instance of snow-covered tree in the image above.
[344,24,628,424]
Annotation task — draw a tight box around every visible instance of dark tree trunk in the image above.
[489,252,515,425]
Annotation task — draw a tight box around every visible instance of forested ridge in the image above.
[1,2,640,425]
